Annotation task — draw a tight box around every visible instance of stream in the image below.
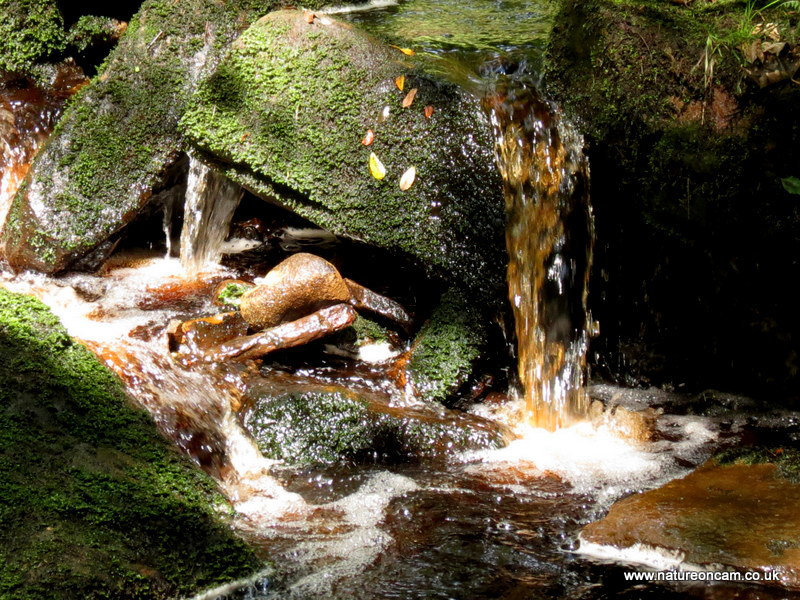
[2,1,799,599]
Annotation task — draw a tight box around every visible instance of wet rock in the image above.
[205,303,358,362]
[168,311,250,355]
[345,278,413,331]
[240,253,350,329]
[547,0,800,396]
[243,382,510,465]
[589,400,661,443]
[0,288,260,598]
[580,456,800,589]
[408,288,489,405]
[1,0,282,272]
[180,10,507,300]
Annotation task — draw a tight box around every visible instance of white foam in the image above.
[461,417,717,507]
[357,341,398,363]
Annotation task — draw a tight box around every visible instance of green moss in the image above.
[245,384,505,465]
[408,288,488,405]
[351,315,390,345]
[714,446,800,483]
[0,289,261,599]
[217,282,253,308]
[181,10,506,299]
[0,0,67,74]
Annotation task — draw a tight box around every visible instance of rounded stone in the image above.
[239,252,350,329]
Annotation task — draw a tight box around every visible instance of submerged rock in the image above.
[0,288,260,599]
[181,10,507,299]
[243,382,510,465]
[580,449,800,589]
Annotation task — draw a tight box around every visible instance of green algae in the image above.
[0,288,261,599]
[714,446,800,484]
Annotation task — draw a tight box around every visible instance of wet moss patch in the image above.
[0,289,260,599]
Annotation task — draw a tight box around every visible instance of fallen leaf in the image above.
[424,105,434,119]
[390,45,415,56]
[399,166,416,191]
[402,88,418,108]
[395,75,405,91]
[782,176,800,195]
[369,152,386,180]
[241,132,251,142]
[362,129,375,146]
[305,11,315,23]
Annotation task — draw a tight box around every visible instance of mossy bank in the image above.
[0,288,260,599]
[546,0,800,395]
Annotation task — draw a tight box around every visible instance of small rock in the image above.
[239,253,350,329]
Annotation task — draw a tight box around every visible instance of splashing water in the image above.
[179,156,244,275]
[484,79,594,431]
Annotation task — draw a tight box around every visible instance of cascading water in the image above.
[484,77,595,431]
[179,156,244,275]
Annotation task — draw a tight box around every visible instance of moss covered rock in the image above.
[0,0,283,272]
[181,10,507,298]
[546,0,800,395]
[0,288,261,599]
[408,288,488,405]
[244,383,508,465]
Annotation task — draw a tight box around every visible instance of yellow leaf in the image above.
[390,45,416,56]
[399,166,416,191]
[395,75,405,91]
[369,152,386,180]
[402,88,418,108]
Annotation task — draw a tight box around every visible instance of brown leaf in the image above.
[424,105,434,119]
[305,11,315,23]
[361,129,375,146]
[395,75,405,91]
[402,88,418,108]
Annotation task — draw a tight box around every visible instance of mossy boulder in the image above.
[546,0,800,395]
[408,288,488,405]
[0,288,260,599]
[180,10,507,299]
[243,383,508,465]
[1,0,285,272]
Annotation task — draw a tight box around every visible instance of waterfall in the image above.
[484,81,594,431]
[179,156,244,275]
